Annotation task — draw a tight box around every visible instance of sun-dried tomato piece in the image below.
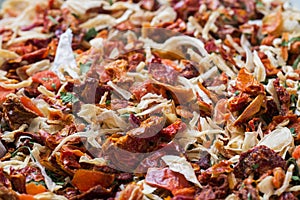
[11,166,44,183]
[206,160,233,176]
[228,93,251,112]
[127,52,145,72]
[172,0,200,20]
[155,18,187,33]
[0,87,15,103]
[196,174,230,200]
[266,114,297,134]
[145,167,191,195]
[233,93,266,126]
[213,99,231,124]
[32,70,61,91]
[179,60,200,79]
[102,140,144,172]
[102,116,166,171]
[116,183,143,200]
[135,142,182,173]
[148,62,179,85]
[273,78,290,115]
[21,48,48,63]
[220,46,237,66]
[236,68,264,95]
[205,40,218,53]
[214,25,239,40]
[3,95,39,130]
[60,146,84,169]
[130,80,166,101]
[198,161,233,185]
[160,120,186,139]
[74,77,112,104]
[7,42,35,56]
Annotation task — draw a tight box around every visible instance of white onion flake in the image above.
[258,127,293,155]
[162,155,202,188]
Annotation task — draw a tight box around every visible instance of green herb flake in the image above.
[41,77,49,81]
[247,192,252,200]
[84,28,97,41]
[289,37,300,44]
[240,183,245,189]
[51,83,57,90]
[11,146,31,157]
[293,55,300,69]
[106,100,111,105]
[256,0,264,7]
[120,113,131,118]
[292,176,300,181]
[60,92,79,104]
[290,127,296,136]
[80,61,92,74]
[232,15,238,22]
[234,91,240,96]
[71,13,79,19]
[47,15,59,25]
[281,37,300,47]
[291,94,297,103]
[252,163,259,170]
[281,40,289,47]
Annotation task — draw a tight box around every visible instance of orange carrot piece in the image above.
[292,145,300,160]
[20,96,44,117]
[72,169,115,192]
[25,182,47,195]
[18,194,35,200]
[0,86,15,103]
[281,32,289,61]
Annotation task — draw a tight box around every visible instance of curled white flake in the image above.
[162,155,202,188]
[51,29,79,81]
[241,34,254,72]
[107,81,132,100]
[202,11,219,40]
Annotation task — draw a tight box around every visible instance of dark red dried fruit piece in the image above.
[196,174,230,200]
[273,78,290,115]
[234,145,286,179]
[145,167,191,195]
[148,62,179,85]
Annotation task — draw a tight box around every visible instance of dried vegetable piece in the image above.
[145,167,191,195]
[71,169,114,192]
[3,94,39,130]
[0,0,299,199]
[234,145,286,179]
